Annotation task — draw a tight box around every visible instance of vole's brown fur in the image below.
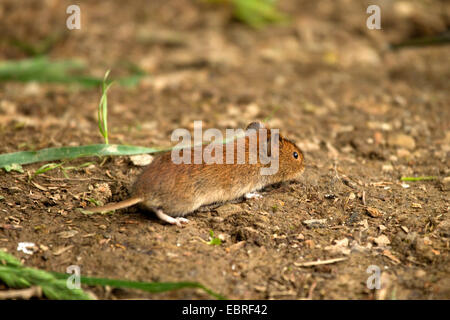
[86,122,305,226]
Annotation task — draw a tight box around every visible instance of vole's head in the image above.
[276,135,305,181]
[246,121,305,182]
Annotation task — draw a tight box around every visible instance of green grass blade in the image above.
[0,57,84,82]
[390,32,450,50]
[51,272,226,299]
[98,70,113,144]
[1,266,91,300]
[0,250,91,299]
[3,163,24,173]
[400,176,437,181]
[8,32,64,56]
[0,250,225,300]
[0,250,22,267]
[206,0,288,28]
[0,57,143,87]
[207,230,222,246]
[34,162,64,175]
[263,105,281,123]
[232,0,288,28]
[0,137,249,169]
[0,144,162,168]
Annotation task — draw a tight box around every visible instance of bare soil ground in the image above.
[0,0,449,299]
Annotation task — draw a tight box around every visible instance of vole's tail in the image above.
[85,197,143,213]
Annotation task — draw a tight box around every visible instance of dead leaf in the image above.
[302,219,327,227]
[295,257,348,267]
[382,250,401,264]
[31,182,48,191]
[53,245,74,256]
[57,230,78,239]
[305,240,315,249]
[366,207,382,218]
[228,241,246,252]
[0,224,22,230]
[431,249,440,255]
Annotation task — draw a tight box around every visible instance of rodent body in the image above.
[86,122,305,226]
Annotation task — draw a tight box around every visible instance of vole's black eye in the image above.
[293,151,298,159]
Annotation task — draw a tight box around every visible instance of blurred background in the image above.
[0,0,448,148]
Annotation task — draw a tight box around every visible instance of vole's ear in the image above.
[246,121,265,131]
[266,130,281,157]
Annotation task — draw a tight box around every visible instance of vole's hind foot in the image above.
[174,217,189,227]
[155,209,189,227]
[245,192,263,199]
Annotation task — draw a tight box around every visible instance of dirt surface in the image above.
[0,0,449,299]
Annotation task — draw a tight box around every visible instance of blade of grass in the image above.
[400,176,437,181]
[207,230,222,246]
[31,161,96,179]
[98,70,113,144]
[0,57,85,83]
[0,250,225,300]
[34,162,64,175]
[3,163,24,173]
[51,272,225,300]
[0,265,92,299]
[232,0,288,28]
[0,250,91,299]
[0,144,163,168]
[8,32,65,56]
[390,31,450,50]
[262,105,281,123]
[0,137,251,169]
[0,57,143,87]
[60,162,96,171]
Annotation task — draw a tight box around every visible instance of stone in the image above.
[374,235,391,246]
[388,133,416,150]
[441,177,450,191]
[130,154,153,166]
